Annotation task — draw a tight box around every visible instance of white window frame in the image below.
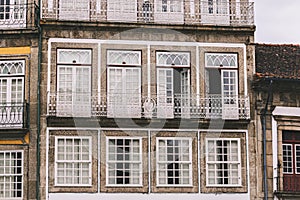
[156,52,190,68]
[107,50,141,66]
[57,49,92,65]
[54,136,92,186]
[205,53,237,68]
[205,53,239,119]
[295,145,300,174]
[206,138,241,187]
[154,0,184,24]
[0,60,25,103]
[58,0,90,21]
[156,68,174,119]
[56,49,92,117]
[106,137,143,187]
[0,0,26,28]
[0,150,23,199]
[282,143,293,174]
[0,60,25,127]
[107,50,142,118]
[156,137,193,187]
[156,51,191,119]
[155,0,183,13]
[107,0,137,22]
[201,0,229,25]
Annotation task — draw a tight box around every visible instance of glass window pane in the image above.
[206,139,241,186]
[157,138,192,186]
[107,138,142,185]
[55,137,91,185]
[0,151,23,198]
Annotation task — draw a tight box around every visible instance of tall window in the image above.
[201,0,229,25]
[57,49,91,117]
[282,131,300,192]
[106,137,142,186]
[156,52,190,119]
[0,151,23,199]
[58,0,90,20]
[206,138,241,186]
[283,144,293,173]
[154,0,184,23]
[205,53,239,119]
[0,60,25,127]
[55,137,92,186]
[156,137,192,186]
[107,0,137,22]
[107,50,142,118]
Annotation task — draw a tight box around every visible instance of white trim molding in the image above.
[273,106,300,118]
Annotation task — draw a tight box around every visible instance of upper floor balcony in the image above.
[41,0,254,26]
[0,3,39,30]
[47,92,250,120]
[0,102,29,129]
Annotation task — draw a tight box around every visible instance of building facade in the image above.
[0,0,40,200]
[254,44,300,200]
[38,0,257,200]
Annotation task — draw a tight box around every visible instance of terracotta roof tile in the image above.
[255,43,300,80]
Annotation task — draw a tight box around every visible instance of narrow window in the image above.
[0,60,25,127]
[156,52,191,119]
[205,53,239,119]
[107,50,142,118]
[56,49,92,117]
[283,144,293,174]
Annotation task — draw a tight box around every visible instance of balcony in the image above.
[47,92,250,120]
[0,102,29,128]
[275,165,300,198]
[0,3,39,29]
[41,0,254,26]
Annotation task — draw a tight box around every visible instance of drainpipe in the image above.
[36,1,42,199]
[261,79,273,200]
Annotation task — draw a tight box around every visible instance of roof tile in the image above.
[255,44,300,80]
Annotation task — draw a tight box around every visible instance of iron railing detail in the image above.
[0,3,39,29]
[41,1,254,26]
[0,102,29,128]
[47,92,250,120]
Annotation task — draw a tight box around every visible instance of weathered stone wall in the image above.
[0,32,39,200]
[39,23,256,199]
[253,79,300,199]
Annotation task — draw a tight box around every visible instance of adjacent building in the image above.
[253,44,300,200]
[38,1,257,200]
[0,1,40,199]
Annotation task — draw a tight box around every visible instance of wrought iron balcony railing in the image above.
[0,102,29,128]
[41,0,254,26]
[0,3,39,29]
[47,92,250,120]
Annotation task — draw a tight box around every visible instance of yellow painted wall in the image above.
[0,132,29,145]
[0,47,31,55]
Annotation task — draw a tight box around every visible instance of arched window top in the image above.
[205,53,237,68]
[107,50,141,66]
[0,60,25,76]
[156,52,190,67]
[57,49,92,65]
